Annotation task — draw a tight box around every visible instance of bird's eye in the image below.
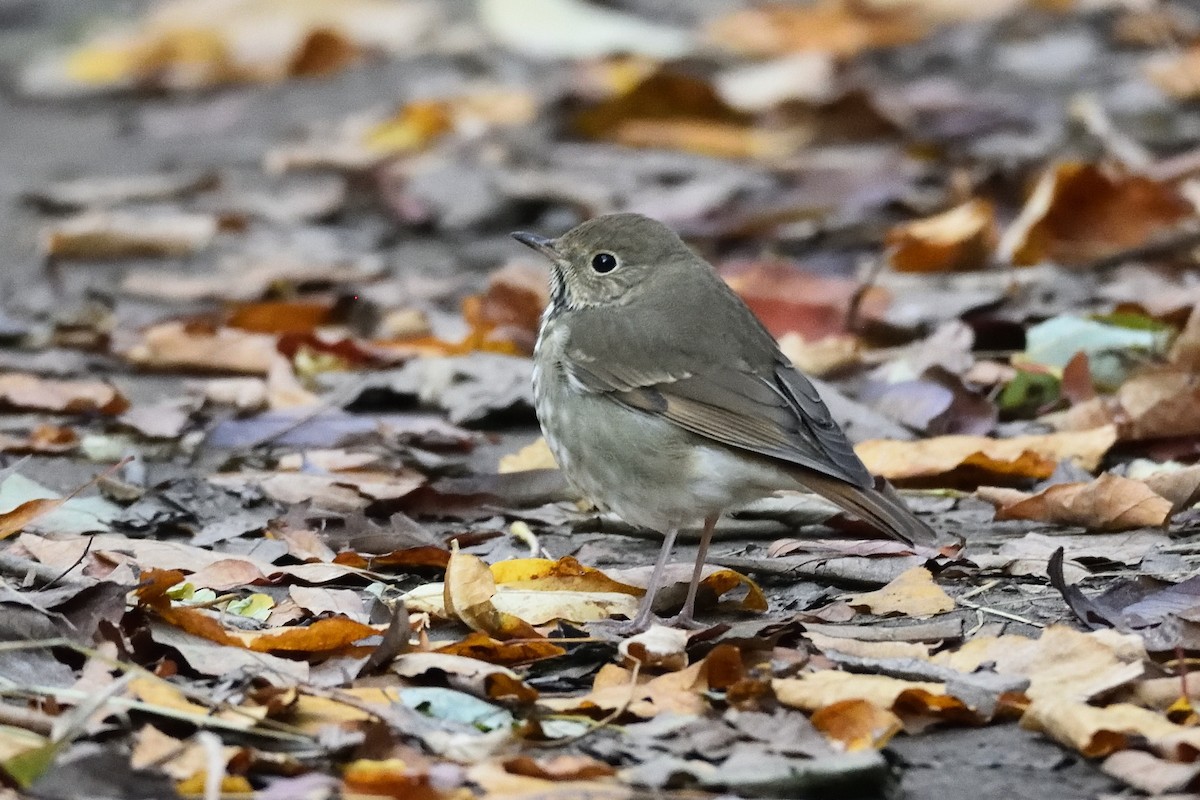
[591,252,618,274]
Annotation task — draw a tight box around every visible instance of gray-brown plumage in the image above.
[514,213,944,631]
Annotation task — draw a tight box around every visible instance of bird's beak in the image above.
[511,231,559,260]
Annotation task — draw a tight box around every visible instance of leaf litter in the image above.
[9,1,1200,798]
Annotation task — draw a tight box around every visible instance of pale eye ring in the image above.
[591,252,618,273]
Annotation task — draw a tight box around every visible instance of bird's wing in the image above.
[559,297,875,489]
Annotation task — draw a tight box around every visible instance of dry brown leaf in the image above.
[706,1,927,58]
[886,199,998,273]
[444,548,544,641]
[122,322,279,374]
[999,162,1192,267]
[0,373,127,415]
[933,626,1145,703]
[341,758,446,800]
[855,425,1117,486]
[128,677,265,730]
[574,70,808,161]
[391,652,537,703]
[843,567,954,618]
[1168,303,1200,371]
[1022,698,1200,760]
[977,472,1175,531]
[404,556,648,625]
[810,698,903,751]
[540,650,732,718]
[22,0,440,96]
[434,632,565,666]
[1059,369,1200,441]
[365,90,537,157]
[805,631,931,661]
[241,617,382,654]
[209,468,425,511]
[41,210,218,259]
[773,671,979,727]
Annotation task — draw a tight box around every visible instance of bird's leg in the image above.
[666,514,718,630]
[622,526,678,633]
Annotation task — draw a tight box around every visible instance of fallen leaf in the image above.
[933,626,1145,703]
[41,210,217,259]
[977,472,1175,531]
[706,1,927,59]
[886,199,998,273]
[391,652,537,703]
[209,469,425,512]
[405,555,647,627]
[810,699,903,751]
[773,671,979,728]
[998,162,1192,267]
[444,548,543,640]
[22,0,441,96]
[843,567,954,618]
[122,322,279,374]
[722,258,889,340]
[574,70,807,161]
[855,425,1117,486]
[434,632,565,666]
[0,373,127,415]
[1022,697,1200,760]
[498,438,558,473]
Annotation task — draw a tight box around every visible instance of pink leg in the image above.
[669,514,718,629]
[624,527,678,633]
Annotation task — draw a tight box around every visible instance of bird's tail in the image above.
[797,471,950,549]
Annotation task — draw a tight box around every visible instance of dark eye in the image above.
[591,252,618,274]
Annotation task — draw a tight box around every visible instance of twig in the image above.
[956,597,1043,628]
[38,534,93,591]
[958,579,1000,602]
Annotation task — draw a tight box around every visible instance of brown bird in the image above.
[514,213,946,631]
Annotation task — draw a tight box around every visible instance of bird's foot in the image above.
[659,610,707,631]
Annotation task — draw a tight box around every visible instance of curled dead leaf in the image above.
[977,472,1175,531]
[886,199,998,273]
[999,162,1192,267]
[444,548,544,641]
[855,425,1117,487]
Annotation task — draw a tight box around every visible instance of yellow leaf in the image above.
[843,567,954,618]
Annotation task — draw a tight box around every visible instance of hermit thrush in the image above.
[514,213,944,631]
